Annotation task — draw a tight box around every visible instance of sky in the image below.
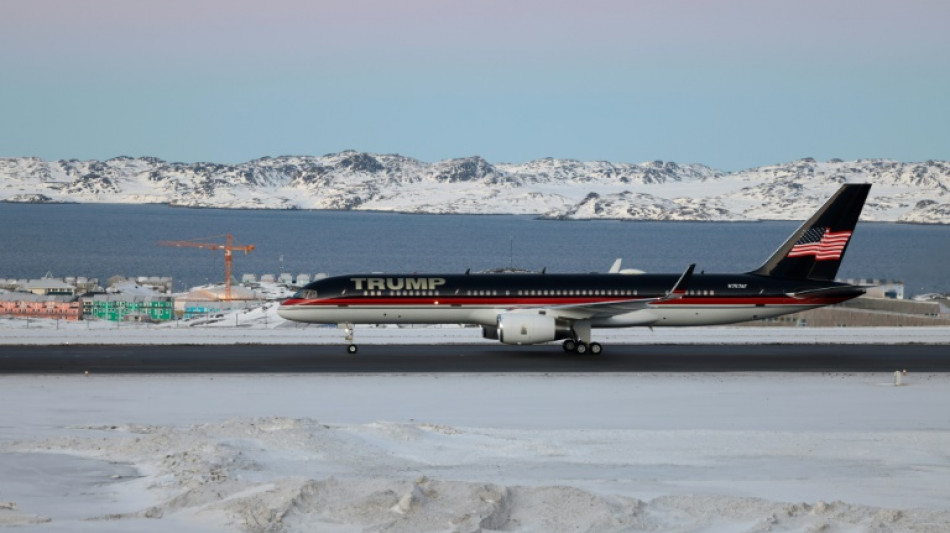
[1,0,948,170]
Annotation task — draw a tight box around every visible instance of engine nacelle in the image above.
[481,325,499,340]
[497,313,573,345]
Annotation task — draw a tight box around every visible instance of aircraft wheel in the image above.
[562,339,577,352]
[574,342,588,355]
[589,342,603,355]
[347,344,358,354]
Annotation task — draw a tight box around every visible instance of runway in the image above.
[0,343,948,374]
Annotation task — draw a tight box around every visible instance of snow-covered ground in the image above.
[3,312,950,531]
[3,372,950,532]
[3,302,950,346]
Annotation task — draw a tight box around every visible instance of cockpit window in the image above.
[293,289,319,299]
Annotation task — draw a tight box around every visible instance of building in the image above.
[21,278,77,297]
[175,284,260,319]
[0,293,82,320]
[0,275,102,295]
[82,294,175,322]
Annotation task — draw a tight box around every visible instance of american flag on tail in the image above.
[787,227,852,261]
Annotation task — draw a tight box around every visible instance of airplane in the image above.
[278,183,872,354]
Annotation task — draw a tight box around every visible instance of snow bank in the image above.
[2,373,950,532]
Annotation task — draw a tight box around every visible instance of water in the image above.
[0,203,947,295]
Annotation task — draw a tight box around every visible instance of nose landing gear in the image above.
[340,323,358,354]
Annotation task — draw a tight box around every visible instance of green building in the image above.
[82,294,175,322]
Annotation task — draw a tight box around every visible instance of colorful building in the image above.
[0,293,82,320]
[81,294,175,322]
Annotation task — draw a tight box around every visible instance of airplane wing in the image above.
[538,264,695,320]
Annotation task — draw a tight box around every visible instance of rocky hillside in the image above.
[1,153,948,223]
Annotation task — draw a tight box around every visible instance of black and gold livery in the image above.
[280,184,872,354]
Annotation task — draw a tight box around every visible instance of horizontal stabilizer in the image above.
[787,285,866,300]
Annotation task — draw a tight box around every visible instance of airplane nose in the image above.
[276,301,295,320]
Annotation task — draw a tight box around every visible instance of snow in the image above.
[4,305,950,345]
[3,154,950,222]
[3,371,950,532]
[3,312,950,531]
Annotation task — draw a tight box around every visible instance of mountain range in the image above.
[2,152,948,223]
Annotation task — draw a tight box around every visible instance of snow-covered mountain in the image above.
[2,153,948,223]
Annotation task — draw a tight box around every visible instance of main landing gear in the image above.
[562,339,603,355]
[562,320,602,354]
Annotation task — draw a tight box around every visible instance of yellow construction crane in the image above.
[159,234,255,300]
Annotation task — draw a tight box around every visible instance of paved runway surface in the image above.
[1,344,948,374]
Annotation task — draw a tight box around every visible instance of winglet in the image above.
[608,258,622,273]
[669,263,695,296]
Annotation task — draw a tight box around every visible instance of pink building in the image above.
[0,294,82,321]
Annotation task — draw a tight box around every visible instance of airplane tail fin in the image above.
[750,183,871,281]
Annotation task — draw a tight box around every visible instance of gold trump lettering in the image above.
[351,277,447,291]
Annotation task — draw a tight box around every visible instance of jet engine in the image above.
[497,313,573,345]
[481,325,500,340]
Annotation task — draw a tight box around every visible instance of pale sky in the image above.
[1,0,947,170]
